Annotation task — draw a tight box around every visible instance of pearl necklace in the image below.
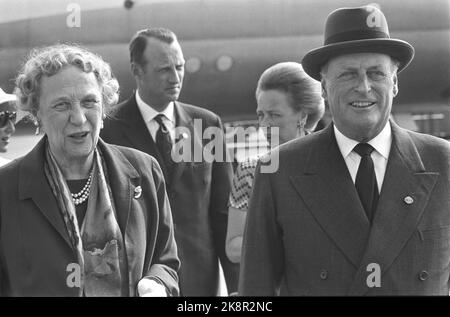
[71,169,94,206]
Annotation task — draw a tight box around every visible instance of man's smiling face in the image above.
[321,53,398,142]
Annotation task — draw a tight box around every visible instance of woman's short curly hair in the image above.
[14,43,119,117]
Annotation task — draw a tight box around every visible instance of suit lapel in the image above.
[348,121,438,295]
[169,102,191,186]
[98,139,140,233]
[18,137,73,249]
[115,98,193,189]
[290,125,371,268]
[98,140,141,275]
[115,96,164,164]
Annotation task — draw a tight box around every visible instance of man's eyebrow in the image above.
[336,64,387,72]
[49,96,70,104]
[257,110,277,114]
[367,65,388,70]
[336,65,358,71]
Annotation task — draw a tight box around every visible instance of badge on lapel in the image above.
[176,132,189,142]
[134,186,142,199]
[403,196,414,205]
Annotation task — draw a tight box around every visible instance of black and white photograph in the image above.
[0,0,449,301]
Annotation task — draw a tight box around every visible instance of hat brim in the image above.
[301,38,415,81]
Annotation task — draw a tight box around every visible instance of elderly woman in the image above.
[0,88,17,167]
[226,62,325,264]
[0,44,179,296]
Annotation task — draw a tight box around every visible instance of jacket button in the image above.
[418,270,429,281]
[320,270,328,280]
[404,196,414,205]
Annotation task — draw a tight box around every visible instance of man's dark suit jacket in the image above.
[100,96,239,295]
[0,138,180,296]
[240,121,450,295]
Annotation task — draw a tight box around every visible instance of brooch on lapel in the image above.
[134,186,142,199]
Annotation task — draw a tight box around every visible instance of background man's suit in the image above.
[101,96,239,295]
[239,121,450,295]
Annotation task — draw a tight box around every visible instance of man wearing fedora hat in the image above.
[239,5,450,295]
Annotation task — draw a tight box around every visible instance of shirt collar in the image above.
[334,120,392,159]
[135,90,175,124]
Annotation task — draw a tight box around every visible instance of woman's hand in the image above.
[225,206,248,263]
[137,278,167,297]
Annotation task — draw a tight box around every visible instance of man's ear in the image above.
[321,79,327,100]
[392,73,398,97]
[131,62,142,77]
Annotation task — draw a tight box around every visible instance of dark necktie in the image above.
[353,143,379,223]
[154,114,174,182]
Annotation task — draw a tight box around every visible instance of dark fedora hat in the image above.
[302,5,415,80]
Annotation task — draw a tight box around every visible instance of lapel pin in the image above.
[403,196,414,205]
[134,186,142,199]
[175,132,189,143]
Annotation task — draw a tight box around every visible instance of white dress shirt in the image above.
[334,121,392,192]
[135,91,176,142]
[0,156,10,167]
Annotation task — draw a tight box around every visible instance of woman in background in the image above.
[0,88,17,167]
[225,62,325,264]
